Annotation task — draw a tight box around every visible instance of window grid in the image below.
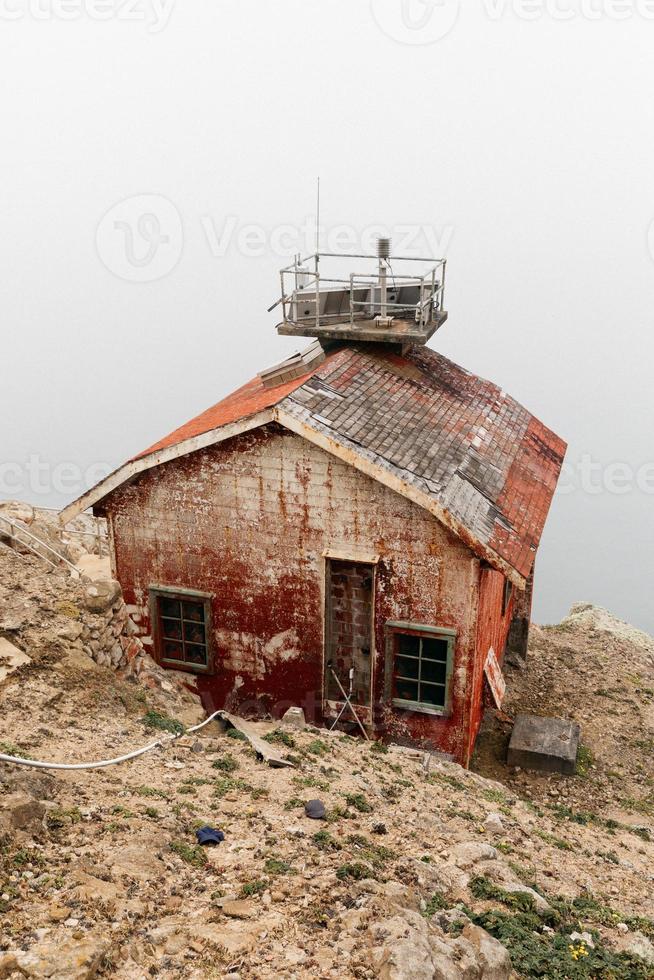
[152,590,212,674]
[390,629,453,713]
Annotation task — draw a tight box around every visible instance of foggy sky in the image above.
[2,0,653,633]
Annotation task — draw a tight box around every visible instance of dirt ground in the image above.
[1,550,653,979]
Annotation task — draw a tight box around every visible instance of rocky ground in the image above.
[1,544,653,978]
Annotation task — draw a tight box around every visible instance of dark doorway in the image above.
[324,560,374,722]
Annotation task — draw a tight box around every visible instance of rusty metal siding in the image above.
[466,565,515,764]
[102,422,483,764]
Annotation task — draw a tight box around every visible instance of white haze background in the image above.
[1,0,653,631]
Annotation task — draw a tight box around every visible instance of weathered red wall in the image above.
[466,566,515,764]
[98,422,512,764]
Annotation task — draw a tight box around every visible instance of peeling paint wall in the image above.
[100,422,510,764]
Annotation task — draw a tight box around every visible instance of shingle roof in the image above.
[68,343,565,582]
[279,346,565,580]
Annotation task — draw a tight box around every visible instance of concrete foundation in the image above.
[507,713,580,775]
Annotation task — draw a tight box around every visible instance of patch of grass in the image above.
[346,833,393,868]
[263,729,296,748]
[312,830,342,852]
[344,792,373,813]
[144,807,159,819]
[240,878,267,897]
[170,841,207,868]
[211,754,239,773]
[134,785,168,800]
[306,738,330,756]
[46,806,82,830]
[141,710,184,735]
[470,875,536,913]
[423,892,449,917]
[428,772,466,792]
[370,740,389,754]
[533,829,574,852]
[576,744,594,777]
[482,788,512,806]
[213,776,251,798]
[264,857,295,876]
[293,775,330,792]
[226,728,247,741]
[336,862,370,881]
[284,797,306,811]
[0,742,31,759]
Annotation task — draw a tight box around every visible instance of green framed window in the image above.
[150,586,213,675]
[386,622,455,715]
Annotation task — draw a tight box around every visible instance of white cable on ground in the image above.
[0,710,222,771]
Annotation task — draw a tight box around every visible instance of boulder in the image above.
[281,706,306,730]
[82,580,121,614]
[461,924,512,979]
[0,501,35,525]
[0,933,109,979]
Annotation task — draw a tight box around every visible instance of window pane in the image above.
[395,679,419,702]
[162,641,183,661]
[420,683,446,707]
[161,618,182,640]
[421,638,449,663]
[184,621,206,644]
[185,643,208,666]
[160,598,181,619]
[183,601,205,623]
[421,659,447,685]
[398,634,420,657]
[395,656,419,681]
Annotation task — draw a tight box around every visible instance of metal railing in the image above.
[0,515,80,576]
[36,507,108,558]
[270,251,447,333]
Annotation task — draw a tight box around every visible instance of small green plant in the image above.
[576,744,594,777]
[336,862,370,881]
[344,792,372,813]
[264,857,295,876]
[369,740,389,754]
[423,892,449,917]
[213,776,251,798]
[212,754,239,773]
[263,729,296,748]
[46,806,82,830]
[306,738,330,756]
[134,785,168,799]
[144,807,159,819]
[0,742,30,759]
[293,775,330,791]
[312,830,342,852]
[240,878,267,897]
[141,710,184,735]
[170,841,207,868]
[470,875,536,913]
[533,829,574,852]
[226,728,247,741]
[284,797,306,811]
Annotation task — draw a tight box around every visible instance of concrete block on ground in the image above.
[281,706,306,730]
[507,713,580,775]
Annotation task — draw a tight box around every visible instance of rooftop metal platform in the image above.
[270,246,447,347]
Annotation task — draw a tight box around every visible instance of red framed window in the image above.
[150,587,213,674]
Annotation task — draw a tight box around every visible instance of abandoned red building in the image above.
[62,246,565,765]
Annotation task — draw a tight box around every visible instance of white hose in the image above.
[0,710,222,771]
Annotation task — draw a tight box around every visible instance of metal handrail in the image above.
[0,516,80,575]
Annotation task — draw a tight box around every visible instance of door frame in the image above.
[322,551,378,729]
